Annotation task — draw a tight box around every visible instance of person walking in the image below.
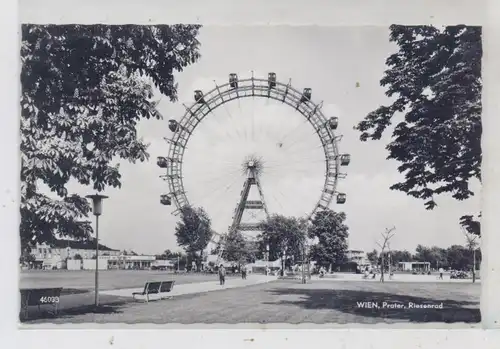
[218,264,226,286]
[439,267,444,280]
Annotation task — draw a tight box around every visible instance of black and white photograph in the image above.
[18,23,483,326]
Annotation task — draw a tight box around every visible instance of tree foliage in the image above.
[175,206,214,261]
[257,214,307,262]
[366,249,379,265]
[20,24,202,250]
[377,249,412,268]
[19,250,36,265]
[382,244,480,271]
[308,210,349,268]
[413,245,447,268]
[223,230,256,264]
[460,214,481,236]
[355,25,482,230]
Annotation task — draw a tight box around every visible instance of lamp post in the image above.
[301,243,306,284]
[265,244,270,275]
[86,193,109,307]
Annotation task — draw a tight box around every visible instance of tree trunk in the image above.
[472,248,476,283]
[380,255,385,282]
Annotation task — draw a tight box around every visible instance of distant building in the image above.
[28,240,175,270]
[30,240,120,269]
[346,249,368,266]
[398,261,431,272]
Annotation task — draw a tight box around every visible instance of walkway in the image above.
[315,273,481,283]
[100,274,277,298]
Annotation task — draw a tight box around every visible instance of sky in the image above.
[62,26,480,255]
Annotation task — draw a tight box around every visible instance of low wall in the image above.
[82,259,108,270]
[67,259,82,270]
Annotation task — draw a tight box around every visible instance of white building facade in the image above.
[346,249,368,266]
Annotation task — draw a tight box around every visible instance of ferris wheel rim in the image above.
[161,73,347,220]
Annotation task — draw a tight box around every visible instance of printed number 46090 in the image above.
[39,296,60,303]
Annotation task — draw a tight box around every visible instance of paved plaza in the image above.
[20,273,480,325]
[20,270,238,290]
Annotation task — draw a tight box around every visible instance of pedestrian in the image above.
[439,267,444,280]
[219,264,226,286]
[241,267,246,280]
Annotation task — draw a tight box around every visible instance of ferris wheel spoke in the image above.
[196,172,241,207]
[278,130,320,153]
[277,118,310,144]
[188,169,239,192]
[195,167,242,190]
[282,142,327,158]
[251,96,256,143]
[201,176,243,223]
[205,107,243,143]
[264,157,326,171]
[271,188,290,212]
[270,192,285,211]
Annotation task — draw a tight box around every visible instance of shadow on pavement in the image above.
[19,292,132,323]
[60,288,90,295]
[20,301,128,322]
[264,287,480,323]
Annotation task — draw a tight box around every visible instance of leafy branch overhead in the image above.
[354,25,482,234]
[20,24,202,248]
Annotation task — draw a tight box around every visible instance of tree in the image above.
[73,253,83,260]
[462,227,480,282]
[389,250,412,266]
[375,227,396,282]
[158,249,176,259]
[223,230,256,265]
[367,249,379,265]
[446,245,471,270]
[258,215,307,266]
[19,250,36,265]
[20,24,202,250]
[413,245,447,269]
[414,244,433,263]
[308,210,349,270]
[175,206,214,265]
[355,25,482,229]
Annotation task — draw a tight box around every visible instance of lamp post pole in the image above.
[301,243,306,284]
[266,244,269,275]
[95,214,99,305]
[86,194,109,307]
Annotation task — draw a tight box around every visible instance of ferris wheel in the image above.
[157,72,350,248]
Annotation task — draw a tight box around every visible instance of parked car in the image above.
[450,270,469,279]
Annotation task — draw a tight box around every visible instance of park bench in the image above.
[20,287,63,320]
[132,280,175,302]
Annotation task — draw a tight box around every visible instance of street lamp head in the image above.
[86,194,109,216]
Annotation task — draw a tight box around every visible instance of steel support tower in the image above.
[217,158,269,263]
